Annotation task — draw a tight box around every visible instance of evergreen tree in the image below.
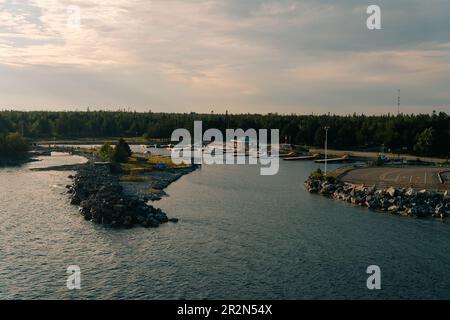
[111,139,132,163]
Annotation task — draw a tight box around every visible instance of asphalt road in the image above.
[309,148,448,163]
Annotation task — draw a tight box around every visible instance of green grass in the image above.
[119,175,154,182]
[120,154,187,174]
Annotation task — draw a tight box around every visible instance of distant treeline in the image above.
[0,110,449,157]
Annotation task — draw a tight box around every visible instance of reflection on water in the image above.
[26,152,88,169]
[1,154,450,299]
[52,145,169,157]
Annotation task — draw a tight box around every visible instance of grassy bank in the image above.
[118,155,190,182]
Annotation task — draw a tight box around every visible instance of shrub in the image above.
[98,143,113,160]
[309,168,324,180]
[0,132,29,157]
[111,139,132,163]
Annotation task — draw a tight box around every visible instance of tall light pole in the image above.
[324,126,330,176]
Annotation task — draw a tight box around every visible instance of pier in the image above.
[283,154,320,161]
[314,154,350,164]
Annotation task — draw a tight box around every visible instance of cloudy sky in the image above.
[0,0,449,114]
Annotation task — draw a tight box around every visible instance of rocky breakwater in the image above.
[68,164,178,228]
[304,178,450,219]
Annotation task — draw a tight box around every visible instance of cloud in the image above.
[0,0,449,114]
[290,48,450,88]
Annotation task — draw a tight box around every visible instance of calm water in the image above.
[53,144,169,156]
[1,154,450,299]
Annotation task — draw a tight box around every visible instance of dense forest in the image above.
[0,110,449,158]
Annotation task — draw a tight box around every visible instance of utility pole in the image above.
[324,126,330,176]
[225,110,229,129]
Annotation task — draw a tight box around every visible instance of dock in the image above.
[283,154,320,161]
[314,155,350,163]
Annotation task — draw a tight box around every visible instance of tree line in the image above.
[0,110,448,157]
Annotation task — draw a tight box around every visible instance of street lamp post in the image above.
[324,126,330,176]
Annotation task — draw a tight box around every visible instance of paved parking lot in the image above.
[341,167,449,190]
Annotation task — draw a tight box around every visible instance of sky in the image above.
[0,0,450,114]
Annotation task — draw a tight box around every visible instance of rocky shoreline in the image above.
[304,178,450,219]
[67,164,183,228]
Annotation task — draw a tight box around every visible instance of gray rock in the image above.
[405,188,417,197]
[387,187,397,197]
[141,217,160,228]
[388,205,399,214]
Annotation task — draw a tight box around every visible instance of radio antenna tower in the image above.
[397,89,401,115]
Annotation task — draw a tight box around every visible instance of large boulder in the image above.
[407,205,433,218]
[320,183,335,196]
[405,188,417,197]
[365,198,379,209]
[70,194,81,205]
[141,217,160,228]
[388,205,399,214]
[386,187,397,197]
[304,179,321,193]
